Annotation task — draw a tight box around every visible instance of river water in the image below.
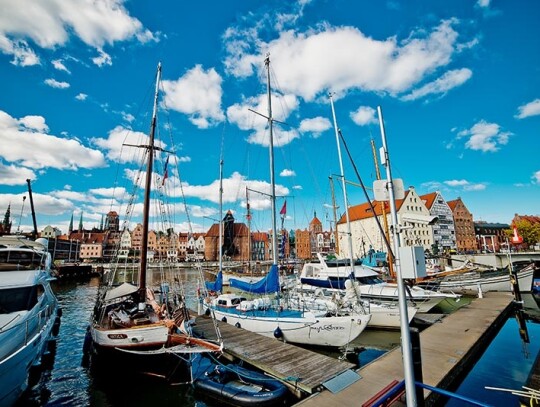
[15,270,540,406]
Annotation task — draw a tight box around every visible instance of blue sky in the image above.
[0,0,539,235]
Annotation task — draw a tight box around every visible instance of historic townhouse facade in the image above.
[447,198,476,253]
[337,186,436,258]
[419,191,456,253]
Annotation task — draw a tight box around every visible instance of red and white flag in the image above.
[279,200,287,217]
[161,156,169,186]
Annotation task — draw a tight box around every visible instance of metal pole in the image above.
[377,106,417,406]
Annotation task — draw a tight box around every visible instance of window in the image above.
[0,285,39,313]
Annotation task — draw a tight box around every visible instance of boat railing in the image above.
[0,303,55,349]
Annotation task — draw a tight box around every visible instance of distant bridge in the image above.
[451,251,540,269]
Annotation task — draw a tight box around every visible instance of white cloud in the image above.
[227,92,300,147]
[0,163,36,185]
[457,120,511,152]
[122,112,135,123]
[299,117,331,137]
[280,169,296,177]
[92,125,167,164]
[515,99,540,119]
[19,115,49,132]
[75,93,88,101]
[225,19,465,101]
[163,171,289,211]
[0,192,73,217]
[533,170,540,184]
[477,0,491,8]
[0,110,106,170]
[0,36,40,66]
[292,185,303,190]
[350,106,378,126]
[52,59,70,73]
[444,179,486,191]
[0,0,155,66]
[162,65,225,129]
[92,48,112,67]
[44,78,70,89]
[402,68,472,101]
[444,179,469,187]
[89,187,127,198]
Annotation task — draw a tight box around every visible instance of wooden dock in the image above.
[295,292,515,406]
[192,314,356,395]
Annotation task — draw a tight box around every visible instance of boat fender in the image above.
[273,326,283,339]
[57,307,63,317]
[221,317,227,323]
[205,308,211,316]
[235,322,241,328]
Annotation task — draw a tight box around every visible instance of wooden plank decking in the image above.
[295,292,515,406]
[191,314,356,394]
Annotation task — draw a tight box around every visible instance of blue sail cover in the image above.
[230,264,280,294]
[205,270,223,292]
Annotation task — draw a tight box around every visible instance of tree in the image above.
[506,219,540,249]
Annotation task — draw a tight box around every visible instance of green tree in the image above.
[506,220,540,248]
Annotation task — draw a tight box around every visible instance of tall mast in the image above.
[139,62,161,298]
[246,187,252,273]
[329,94,355,267]
[329,176,339,255]
[218,157,223,272]
[370,139,394,278]
[265,55,278,266]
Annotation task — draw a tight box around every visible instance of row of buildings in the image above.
[1,188,536,264]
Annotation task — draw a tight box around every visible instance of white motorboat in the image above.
[0,236,61,406]
[299,253,460,313]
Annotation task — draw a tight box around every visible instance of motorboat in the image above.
[299,253,460,313]
[0,236,61,406]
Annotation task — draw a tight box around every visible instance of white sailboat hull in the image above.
[207,306,370,347]
[368,303,418,329]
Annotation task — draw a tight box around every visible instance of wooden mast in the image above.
[138,63,161,300]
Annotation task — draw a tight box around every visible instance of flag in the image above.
[279,200,287,217]
[161,156,169,186]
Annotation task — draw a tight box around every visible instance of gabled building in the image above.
[204,211,250,262]
[419,191,456,253]
[41,225,62,239]
[447,198,476,253]
[337,186,436,258]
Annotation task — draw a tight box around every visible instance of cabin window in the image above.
[0,250,46,270]
[0,285,39,313]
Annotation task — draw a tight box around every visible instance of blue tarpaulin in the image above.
[205,270,223,292]
[230,264,280,294]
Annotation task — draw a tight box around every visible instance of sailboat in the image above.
[85,63,222,381]
[203,55,371,348]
